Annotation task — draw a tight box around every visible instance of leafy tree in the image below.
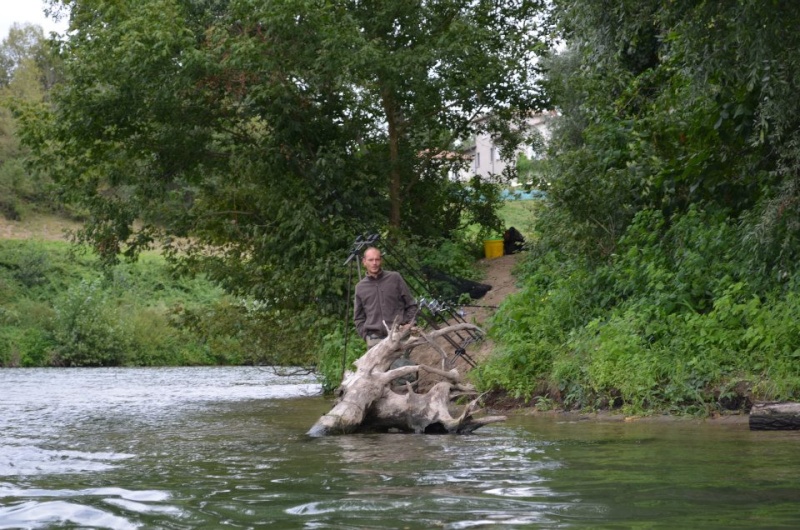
[1,24,43,88]
[17,0,551,362]
[1,23,63,218]
[340,0,549,231]
[540,0,800,266]
[473,0,800,411]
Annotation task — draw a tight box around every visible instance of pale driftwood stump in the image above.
[308,323,506,436]
[749,402,800,431]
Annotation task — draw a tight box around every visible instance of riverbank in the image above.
[496,402,751,425]
[0,218,760,424]
[447,253,759,425]
[408,252,520,392]
[0,212,523,372]
[0,234,243,367]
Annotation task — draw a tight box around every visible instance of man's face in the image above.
[363,249,382,276]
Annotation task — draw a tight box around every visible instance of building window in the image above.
[475,152,481,169]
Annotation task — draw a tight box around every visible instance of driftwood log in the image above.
[749,402,800,431]
[308,323,506,436]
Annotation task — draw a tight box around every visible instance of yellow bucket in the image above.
[483,239,504,259]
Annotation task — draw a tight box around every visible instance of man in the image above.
[353,247,418,348]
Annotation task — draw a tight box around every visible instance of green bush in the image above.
[0,327,22,366]
[0,158,55,208]
[316,324,365,393]
[471,251,598,400]
[481,204,800,414]
[125,306,192,365]
[0,322,55,367]
[11,247,51,288]
[51,279,131,366]
[0,235,323,368]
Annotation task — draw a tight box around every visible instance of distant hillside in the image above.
[0,212,81,241]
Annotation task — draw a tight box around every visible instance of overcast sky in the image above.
[1,0,69,40]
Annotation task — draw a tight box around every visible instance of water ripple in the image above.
[0,500,139,530]
[0,485,179,530]
[2,368,796,529]
[0,446,134,476]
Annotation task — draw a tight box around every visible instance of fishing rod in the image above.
[341,229,489,371]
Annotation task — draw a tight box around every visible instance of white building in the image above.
[457,112,554,182]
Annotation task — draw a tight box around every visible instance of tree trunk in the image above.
[308,323,506,436]
[381,87,403,230]
[749,402,800,431]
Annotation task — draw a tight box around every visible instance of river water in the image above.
[1,367,799,529]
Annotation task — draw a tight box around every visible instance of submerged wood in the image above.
[307,323,506,436]
[749,402,800,431]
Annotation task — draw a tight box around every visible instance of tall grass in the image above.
[0,240,249,367]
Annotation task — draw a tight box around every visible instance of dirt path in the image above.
[467,253,520,326]
[460,253,520,363]
[411,253,521,388]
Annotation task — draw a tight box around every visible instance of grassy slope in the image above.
[0,211,82,241]
[0,212,241,367]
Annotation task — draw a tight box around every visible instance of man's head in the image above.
[362,247,382,277]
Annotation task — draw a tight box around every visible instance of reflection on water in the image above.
[0,487,175,530]
[1,367,800,529]
[1,447,134,476]
[298,432,583,528]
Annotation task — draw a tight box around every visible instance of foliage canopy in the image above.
[18,0,550,341]
[472,0,800,414]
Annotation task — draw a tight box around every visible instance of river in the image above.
[1,367,799,529]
